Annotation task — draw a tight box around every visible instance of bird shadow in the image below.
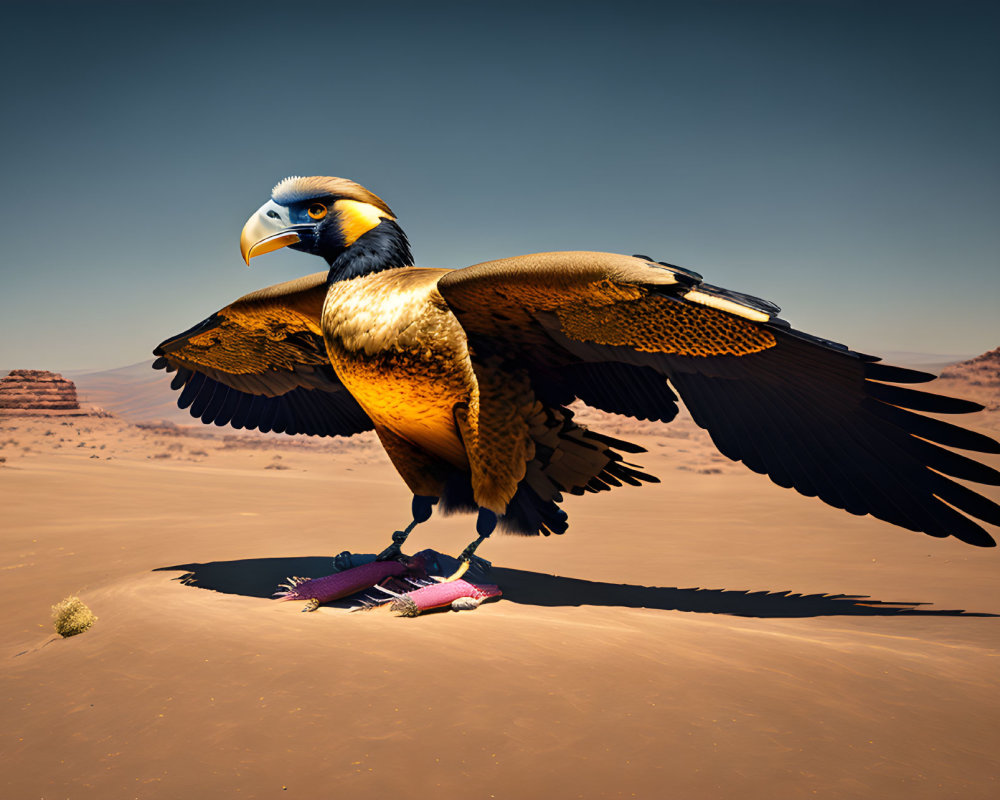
[153,554,995,618]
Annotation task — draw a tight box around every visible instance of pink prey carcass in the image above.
[274,552,501,614]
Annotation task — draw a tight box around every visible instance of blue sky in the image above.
[1,0,997,370]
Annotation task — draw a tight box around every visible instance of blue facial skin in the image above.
[276,200,333,257]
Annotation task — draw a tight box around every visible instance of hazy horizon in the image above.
[1,0,997,371]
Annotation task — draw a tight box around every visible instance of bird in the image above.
[153,175,1000,580]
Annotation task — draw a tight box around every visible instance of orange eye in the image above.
[307,203,328,220]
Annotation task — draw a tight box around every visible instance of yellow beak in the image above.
[239,201,302,265]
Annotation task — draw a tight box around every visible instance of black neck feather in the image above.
[326,219,413,282]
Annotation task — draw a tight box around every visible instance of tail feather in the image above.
[501,404,658,535]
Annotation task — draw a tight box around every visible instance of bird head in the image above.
[240,176,412,275]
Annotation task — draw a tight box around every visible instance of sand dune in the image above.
[67,361,194,426]
[2,407,998,798]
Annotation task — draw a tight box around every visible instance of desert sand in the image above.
[2,365,999,799]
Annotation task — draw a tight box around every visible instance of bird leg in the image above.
[376,495,438,562]
[442,508,497,582]
[333,496,436,570]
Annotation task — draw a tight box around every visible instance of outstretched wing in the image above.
[153,272,372,437]
[438,251,1000,546]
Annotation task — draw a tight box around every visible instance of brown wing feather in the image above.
[157,272,328,383]
[439,251,773,359]
[152,272,371,437]
[440,251,685,345]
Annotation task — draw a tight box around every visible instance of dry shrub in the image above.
[51,596,97,637]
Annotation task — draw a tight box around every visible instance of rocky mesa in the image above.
[0,369,103,417]
[935,346,1000,421]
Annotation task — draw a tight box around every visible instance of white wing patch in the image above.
[683,289,771,322]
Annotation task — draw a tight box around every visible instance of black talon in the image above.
[374,495,438,561]
[375,545,401,561]
[376,529,411,561]
[333,551,355,571]
[445,509,498,580]
[468,554,492,572]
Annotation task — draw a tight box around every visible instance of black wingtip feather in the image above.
[865,381,984,414]
[177,372,206,410]
[189,380,218,420]
[865,399,1000,454]
[863,362,936,384]
[583,430,647,454]
[169,367,191,391]
[932,477,1000,530]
